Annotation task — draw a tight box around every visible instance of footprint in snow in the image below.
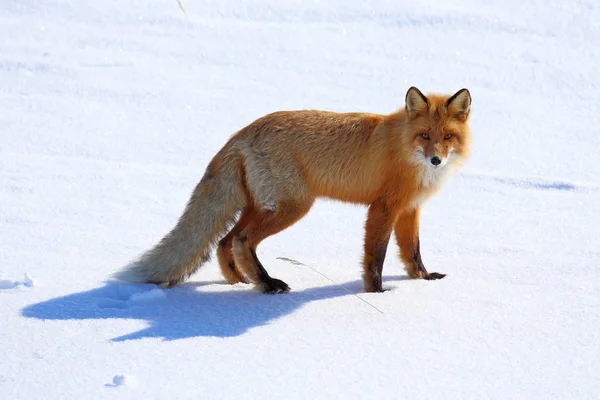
[0,273,35,290]
[105,374,137,388]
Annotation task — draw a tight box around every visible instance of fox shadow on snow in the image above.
[21,276,406,341]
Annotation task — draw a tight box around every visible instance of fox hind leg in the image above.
[232,200,313,294]
[216,206,256,284]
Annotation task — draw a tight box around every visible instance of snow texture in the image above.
[1,0,599,399]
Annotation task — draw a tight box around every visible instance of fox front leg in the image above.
[395,208,446,280]
[362,200,397,292]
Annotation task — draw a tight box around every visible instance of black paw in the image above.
[366,288,389,293]
[364,274,384,293]
[364,284,386,293]
[423,272,446,280]
[260,278,290,294]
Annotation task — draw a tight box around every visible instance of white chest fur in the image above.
[410,164,456,208]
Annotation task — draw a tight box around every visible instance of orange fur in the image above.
[115,87,472,293]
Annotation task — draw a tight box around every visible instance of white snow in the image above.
[1,0,599,399]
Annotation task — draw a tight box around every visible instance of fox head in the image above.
[404,86,471,175]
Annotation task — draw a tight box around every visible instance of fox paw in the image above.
[409,271,447,280]
[363,278,384,293]
[364,287,388,293]
[259,278,290,294]
[423,272,446,280]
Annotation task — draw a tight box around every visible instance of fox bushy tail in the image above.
[113,154,245,287]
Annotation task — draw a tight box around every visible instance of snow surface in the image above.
[2,0,599,399]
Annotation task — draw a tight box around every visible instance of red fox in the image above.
[114,87,472,293]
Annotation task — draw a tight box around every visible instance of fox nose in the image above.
[430,156,442,166]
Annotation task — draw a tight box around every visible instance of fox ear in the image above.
[405,87,429,118]
[446,88,471,121]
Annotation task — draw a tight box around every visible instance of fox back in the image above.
[227,87,471,210]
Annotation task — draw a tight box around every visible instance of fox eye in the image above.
[420,133,430,140]
[444,133,453,140]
